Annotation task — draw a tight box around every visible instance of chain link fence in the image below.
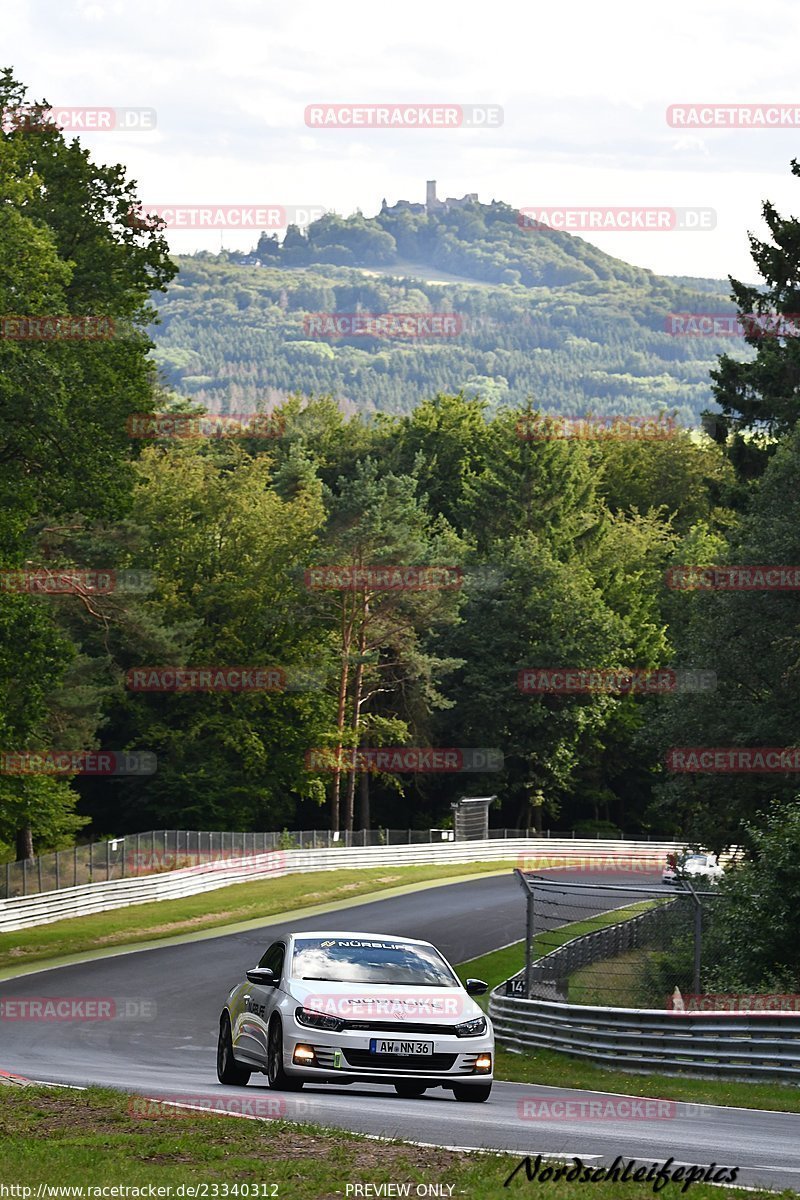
[512,873,719,1009]
[0,826,669,900]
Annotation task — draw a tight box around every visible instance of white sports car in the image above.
[662,852,724,884]
[217,930,494,1102]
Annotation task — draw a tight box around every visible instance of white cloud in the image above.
[7,0,800,278]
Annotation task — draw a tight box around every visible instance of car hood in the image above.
[287,979,483,1024]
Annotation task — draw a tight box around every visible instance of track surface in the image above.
[2,870,799,1192]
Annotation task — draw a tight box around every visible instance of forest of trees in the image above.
[149,237,743,425]
[3,67,800,894]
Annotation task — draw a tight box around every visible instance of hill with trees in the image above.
[149,201,747,425]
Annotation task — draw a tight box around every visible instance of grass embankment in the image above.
[457,915,800,1114]
[568,947,650,1006]
[0,1086,768,1199]
[454,900,660,1003]
[0,860,515,975]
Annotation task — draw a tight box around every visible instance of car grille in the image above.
[343,1050,457,1071]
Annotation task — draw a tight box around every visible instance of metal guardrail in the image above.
[0,826,674,900]
[488,989,800,1081]
[507,899,680,1002]
[0,838,683,934]
[1,828,457,900]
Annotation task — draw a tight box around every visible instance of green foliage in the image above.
[702,801,800,992]
[571,819,622,836]
[650,424,800,844]
[710,158,800,456]
[151,236,742,424]
[0,70,175,856]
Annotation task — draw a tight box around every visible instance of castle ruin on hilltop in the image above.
[380,180,479,217]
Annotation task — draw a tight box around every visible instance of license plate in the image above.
[369,1038,433,1056]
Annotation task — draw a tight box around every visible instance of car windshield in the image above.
[683,854,709,866]
[291,937,459,986]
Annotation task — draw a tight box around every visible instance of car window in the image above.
[258,942,286,980]
[290,936,459,986]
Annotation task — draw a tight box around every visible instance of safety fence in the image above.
[0,826,674,901]
[509,898,682,1002]
[488,989,800,1081]
[0,837,682,933]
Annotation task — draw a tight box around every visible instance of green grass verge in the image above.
[0,860,516,976]
[0,1085,768,1198]
[454,900,660,1005]
[568,947,651,1006]
[456,906,800,1114]
[494,1047,800,1114]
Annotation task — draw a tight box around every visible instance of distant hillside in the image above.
[149,200,746,423]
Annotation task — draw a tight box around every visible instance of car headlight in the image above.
[454,1015,487,1038]
[295,1006,345,1032]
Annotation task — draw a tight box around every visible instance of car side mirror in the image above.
[246,966,277,986]
[465,978,488,996]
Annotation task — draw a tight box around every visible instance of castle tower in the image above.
[426,180,438,211]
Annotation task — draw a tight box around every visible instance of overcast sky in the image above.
[8,0,800,281]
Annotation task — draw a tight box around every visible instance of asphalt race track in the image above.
[2,869,799,1192]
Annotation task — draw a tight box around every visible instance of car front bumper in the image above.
[282,1017,494,1085]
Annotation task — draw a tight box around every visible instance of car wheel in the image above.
[452,1081,492,1103]
[267,1017,304,1091]
[394,1082,427,1098]
[217,1014,251,1086]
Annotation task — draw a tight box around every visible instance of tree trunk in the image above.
[358,770,370,833]
[15,825,34,862]
[344,598,368,833]
[331,603,354,833]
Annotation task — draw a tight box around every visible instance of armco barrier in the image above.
[2,827,661,900]
[488,989,800,1081]
[0,839,682,934]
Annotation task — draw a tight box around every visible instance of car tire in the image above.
[452,1081,492,1103]
[217,1013,251,1086]
[394,1082,427,1098]
[267,1016,304,1091]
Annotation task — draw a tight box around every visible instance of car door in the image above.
[237,941,286,1065]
